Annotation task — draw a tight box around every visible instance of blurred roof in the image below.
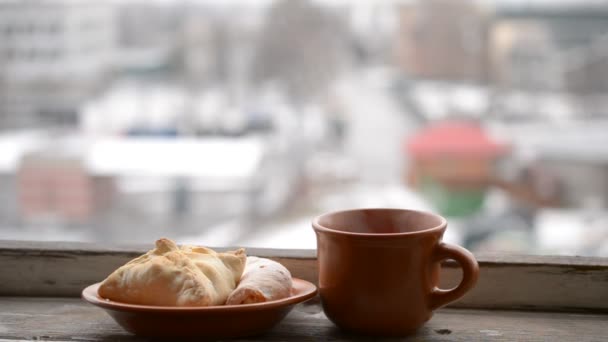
[406,121,509,159]
[408,82,489,121]
[0,130,48,172]
[496,0,608,17]
[86,137,265,179]
[487,119,608,163]
[0,128,267,181]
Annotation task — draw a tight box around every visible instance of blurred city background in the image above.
[1,0,608,256]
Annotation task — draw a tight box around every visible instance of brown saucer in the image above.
[82,278,317,338]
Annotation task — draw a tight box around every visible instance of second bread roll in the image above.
[226,256,292,305]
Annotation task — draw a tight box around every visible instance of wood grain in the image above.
[0,297,606,341]
[1,241,607,311]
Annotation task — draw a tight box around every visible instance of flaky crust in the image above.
[98,238,246,306]
[225,256,292,305]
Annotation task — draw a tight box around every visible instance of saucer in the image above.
[82,278,317,338]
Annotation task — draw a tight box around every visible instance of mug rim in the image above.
[312,208,447,238]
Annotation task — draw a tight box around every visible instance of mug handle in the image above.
[429,242,480,310]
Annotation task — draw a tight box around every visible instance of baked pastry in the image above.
[98,238,246,306]
[225,256,292,305]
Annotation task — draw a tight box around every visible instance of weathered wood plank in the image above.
[1,241,607,312]
[3,240,606,265]
[0,297,606,341]
[0,240,316,259]
[0,242,317,298]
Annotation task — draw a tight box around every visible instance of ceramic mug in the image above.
[312,208,479,336]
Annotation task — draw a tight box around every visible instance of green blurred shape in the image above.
[420,176,485,218]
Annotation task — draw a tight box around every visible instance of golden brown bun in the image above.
[98,238,246,306]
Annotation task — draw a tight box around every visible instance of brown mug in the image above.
[312,208,479,336]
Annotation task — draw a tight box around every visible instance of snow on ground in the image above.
[182,183,436,249]
[0,225,94,242]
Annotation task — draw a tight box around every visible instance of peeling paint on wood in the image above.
[0,240,607,312]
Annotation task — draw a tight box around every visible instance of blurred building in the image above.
[395,0,490,82]
[251,0,349,105]
[79,81,187,136]
[18,151,114,223]
[489,21,561,91]
[563,34,608,94]
[0,0,116,129]
[113,1,179,76]
[489,120,608,209]
[406,121,508,217]
[496,1,608,51]
[562,34,608,117]
[179,12,219,88]
[79,81,262,137]
[0,130,47,224]
[490,1,608,93]
[178,6,263,100]
[347,2,400,65]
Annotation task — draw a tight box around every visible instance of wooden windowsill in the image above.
[2,296,607,341]
[1,240,607,340]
